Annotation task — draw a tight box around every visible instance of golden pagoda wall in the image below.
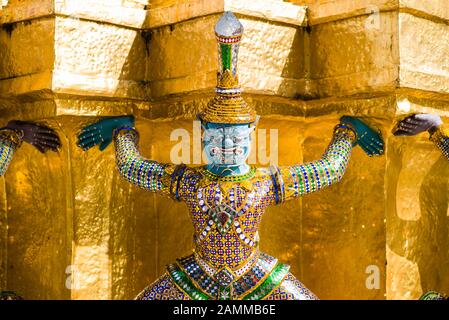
[0,0,448,300]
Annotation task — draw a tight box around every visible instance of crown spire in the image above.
[215,11,243,82]
[199,12,257,124]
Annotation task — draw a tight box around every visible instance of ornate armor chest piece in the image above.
[168,168,286,299]
[167,166,289,300]
[190,168,267,269]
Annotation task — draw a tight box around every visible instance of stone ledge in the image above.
[225,0,307,27]
[0,93,146,120]
[147,64,308,100]
[288,0,449,26]
[0,71,53,97]
[0,70,150,101]
[0,0,54,25]
[0,0,147,29]
[400,69,449,96]
[52,70,149,100]
[3,88,446,119]
[0,0,307,29]
[54,0,147,29]
[308,68,399,100]
[399,0,449,23]
[144,90,449,122]
[296,0,397,26]
[3,0,447,29]
[146,0,308,29]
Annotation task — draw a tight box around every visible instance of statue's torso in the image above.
[180,166,275,271]
[141,164,318,300]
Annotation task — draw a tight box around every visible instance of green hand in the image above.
[340,116,384,156]
[77,116,135,151]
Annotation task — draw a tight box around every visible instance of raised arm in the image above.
[0,129,21,176]
[0,121,61,176]
[77,116,186,200]
[394,114,448,160]
[269,116,384,204]
[114,127,188,198]
[429,126,449,160]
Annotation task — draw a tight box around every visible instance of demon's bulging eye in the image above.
[233,136,242,144]
[212,136,223,144]
[204,133,221,143]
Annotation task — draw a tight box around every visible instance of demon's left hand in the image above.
[340,116,384,156]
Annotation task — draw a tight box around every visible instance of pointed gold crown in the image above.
[199,12,257,124]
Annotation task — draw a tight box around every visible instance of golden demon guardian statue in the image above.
[76,12,384,300]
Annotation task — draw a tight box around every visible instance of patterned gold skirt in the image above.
[135,252,318,300]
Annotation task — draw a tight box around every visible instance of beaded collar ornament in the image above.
[199,12,257,124]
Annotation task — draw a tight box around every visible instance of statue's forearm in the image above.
[290,126,355,194]
[114,128,172,194]
[273,125,355,203]
[0,130,22,176]
[429,126,449,160]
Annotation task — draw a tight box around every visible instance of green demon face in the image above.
[202,122,254,167]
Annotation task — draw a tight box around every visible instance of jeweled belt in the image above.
[193,249,259,279]
[167,251,290,300]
